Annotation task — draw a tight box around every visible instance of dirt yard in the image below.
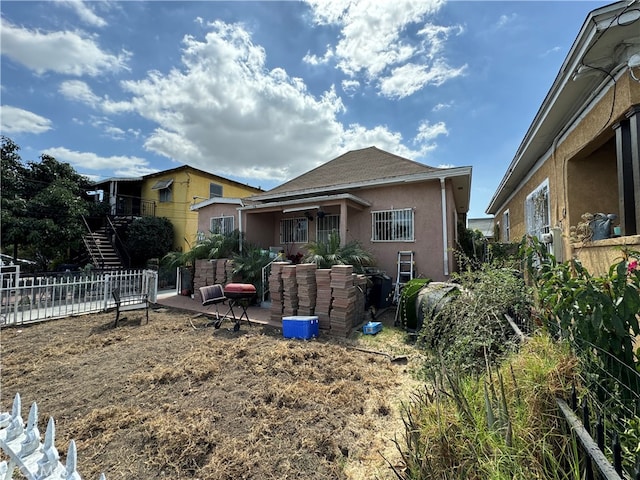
[1,305,422,480]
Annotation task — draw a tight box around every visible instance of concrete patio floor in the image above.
[155,290,279,328]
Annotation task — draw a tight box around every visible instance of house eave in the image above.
[486,0,639,215]
[250,166,472,203]
[238,193,371,212]
[190,197,245,211]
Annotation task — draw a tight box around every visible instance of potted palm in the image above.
[302,231,375,273]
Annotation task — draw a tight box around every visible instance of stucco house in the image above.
[486,1,640,274]
[92,165,262,255]
[193,146,472,286]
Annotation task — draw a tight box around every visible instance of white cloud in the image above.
[496,13,518,29]
[60,0,108,28]
[59,80,134,113]
[302,46,334,66]
[107,21,360,181]
[432,101,452,112]
[415,120,448,142]
[0,105,52,134]
[59,80,101,107]
[0,18,129,76]
[541,46,562,57]
[44,147,156,177]
[341,79,360,95]
[304,0,465,98]
[380,59,467,98]
[52,20,440,182]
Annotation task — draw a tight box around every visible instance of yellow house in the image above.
[142,166,263,252]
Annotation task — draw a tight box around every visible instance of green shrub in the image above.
[125,217,174,267]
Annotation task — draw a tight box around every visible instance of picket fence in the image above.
[0,393,105,480]
[0,266,158,326]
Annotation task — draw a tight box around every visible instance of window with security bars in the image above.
[371,208,414,242]
[316,214,340,244]
[525,180,550,240]
[280,217,308,244]
[210,216,234,235]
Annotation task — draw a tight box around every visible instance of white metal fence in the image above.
[0,393,105,480]
[0,266,158,327]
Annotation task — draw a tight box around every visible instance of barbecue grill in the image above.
[201,283,256,332]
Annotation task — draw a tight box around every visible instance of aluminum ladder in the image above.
[394,250,414,303]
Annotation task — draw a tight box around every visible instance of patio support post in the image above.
[613,105,640,235]
[339,201,348,246]
[109,181,117,216]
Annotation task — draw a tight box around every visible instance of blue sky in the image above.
[1,0,605,219]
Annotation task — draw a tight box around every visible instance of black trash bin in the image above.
[367,273,393,309]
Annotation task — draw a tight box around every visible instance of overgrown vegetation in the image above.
[394,236,640,479]
[521,237,639,405]
[418,265,533,374]
[391,335,579,479]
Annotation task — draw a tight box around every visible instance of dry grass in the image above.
[1,306,420,479]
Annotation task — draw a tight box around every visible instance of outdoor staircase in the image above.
[83,228,124,270]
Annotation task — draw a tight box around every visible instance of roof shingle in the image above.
[264,146,441,196]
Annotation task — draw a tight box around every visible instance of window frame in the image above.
[210,215,235,235]
[502,210,510,242]
[371,208,415,242]
[525,179,550,240]
[210,183,223,198]
[158,186,172,203]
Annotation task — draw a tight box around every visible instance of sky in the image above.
[1,0,607,219]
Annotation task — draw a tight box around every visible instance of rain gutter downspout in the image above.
[238,203,243,254]
[440,177,449,277]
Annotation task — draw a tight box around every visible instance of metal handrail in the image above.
[261,260,274,305]
[106,216,131,268]
[82,215,107,269]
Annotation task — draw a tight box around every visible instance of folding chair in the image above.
[199,284,227,328]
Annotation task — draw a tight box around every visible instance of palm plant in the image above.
[162,230,242,269]
[303,231,375,272]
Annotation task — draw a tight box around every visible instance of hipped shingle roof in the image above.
[262,146,441,197]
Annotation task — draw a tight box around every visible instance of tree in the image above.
[1,137,93,268]
[1,136,28,260]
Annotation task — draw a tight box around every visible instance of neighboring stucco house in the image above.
[467,217,495,241]
[92,165,262,252]
[193,146,472,285]
[486,1,640,274]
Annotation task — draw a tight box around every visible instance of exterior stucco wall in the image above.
[141,170,195,251]
[566,140,618,229]
[493,74,640,265]
[141,169,261,252]
[237,179,458,283]
[495,160,556,243]
[573,235,640,276]
[195,203,242,235]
